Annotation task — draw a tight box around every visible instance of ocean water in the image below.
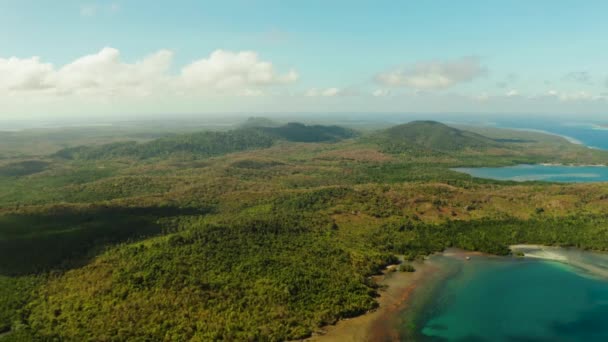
[405,251,608,341]
[452,164,608,183]
[485,119,608,150]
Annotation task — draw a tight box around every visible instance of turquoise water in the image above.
[412,254,608,341]
[453,164,608,183]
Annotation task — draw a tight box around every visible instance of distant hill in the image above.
[239,117,281,128]
[373,121,500,153]
[0,160,49,177]
[55,129,275,160]
[259,122,356,142]
[55,123,355,160]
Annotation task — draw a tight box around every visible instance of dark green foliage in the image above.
[55,129,275,160]
[0,276,40,334]
[0,205,208,275]
[371,215,608,258]
[230,159,285,169]
[372,121,500,153]
[0,161,49,177]
[260,122,356,142]
[54,123,356,161]
[23,213,390,341]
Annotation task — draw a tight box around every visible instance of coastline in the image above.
[510,244,608,279]
[306,249,485,342]
[304,260,435,342]
[505,127,584,146]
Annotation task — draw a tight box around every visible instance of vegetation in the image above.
[54,129,276,160]
[371,120,500,153]
[400,264,416,272]
[259,122,356,142]
[0,161,49,177]
[3,119,608,340]
[54,122,356,161]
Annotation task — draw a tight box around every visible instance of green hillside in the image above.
[373,120,500,153]
[260,122,357,142]
[239,116,281,128]
[54,123,355,160]
[54,129,275,160]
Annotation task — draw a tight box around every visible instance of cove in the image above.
[452,164,608,183]
[396,248,608,341]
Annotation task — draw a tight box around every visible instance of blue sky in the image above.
[0,0,607,118]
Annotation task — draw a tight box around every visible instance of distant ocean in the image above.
[487,119,608,150]
[360,114,608,151]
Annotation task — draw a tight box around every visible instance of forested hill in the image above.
[373,120,501,153]
[259,122,356,142]
[54,123,355,160]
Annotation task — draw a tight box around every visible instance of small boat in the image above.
[466,256,471,261]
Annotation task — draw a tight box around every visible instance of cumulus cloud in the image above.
[0,57,54,91]
[51,47,173,96]
[181,50,298,91]
[305,87,342,97]
[563,71,592,84]
[0,48,298,98]
[375,57,486,90]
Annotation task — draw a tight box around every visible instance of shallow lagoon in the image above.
[399,248,608,341]
[453,164,608,183]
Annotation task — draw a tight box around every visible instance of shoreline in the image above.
[306,249,484,342]
[307,246,608,341]
[510,244,608,279]
[505,127,584,146]
[304,260,434,342]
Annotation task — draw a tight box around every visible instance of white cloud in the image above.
[555,91,601,102]
[372,89,391,97]
[0,57,54,91]
[180,50,298,91]
[519,90,604,102]
[305,87,342,97]
[505,89,519,97]
[0,47,297,98]
[51,47,173,96]
[375,56,486,90]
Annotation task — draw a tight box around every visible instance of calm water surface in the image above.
[401,249,608,341]
[453,164,608,183]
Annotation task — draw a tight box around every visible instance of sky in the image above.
[0,0,607,119]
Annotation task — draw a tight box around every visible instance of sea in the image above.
[400,248,608,341]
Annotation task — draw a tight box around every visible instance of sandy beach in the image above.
[510,244,608,279]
